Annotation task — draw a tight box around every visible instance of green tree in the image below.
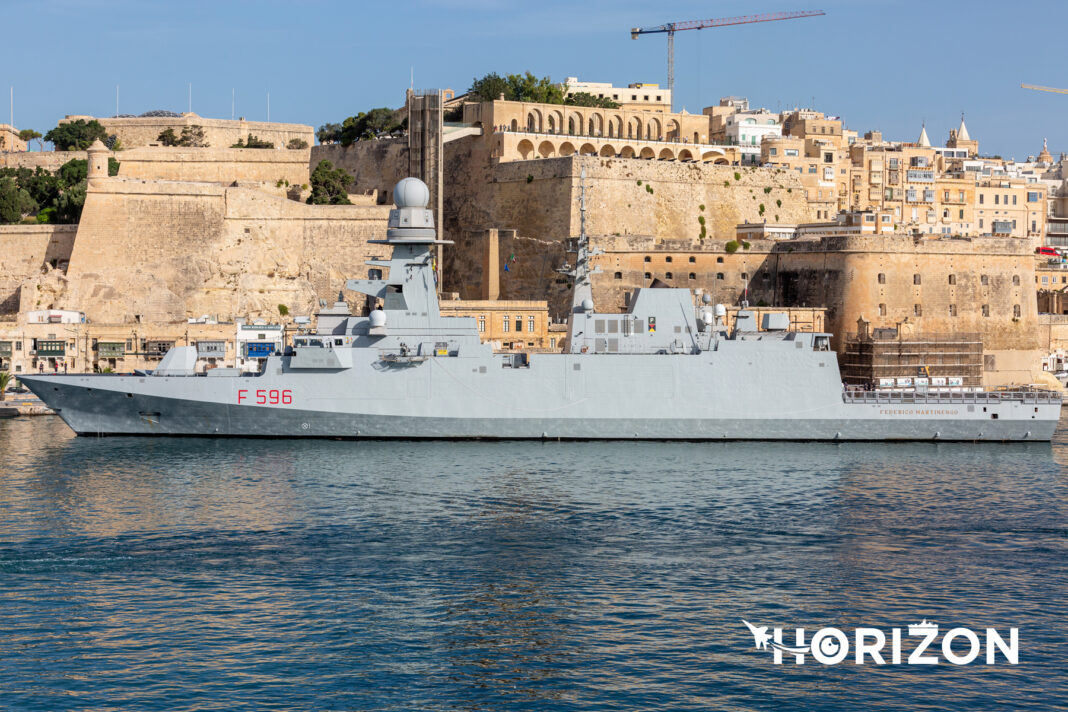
[0,177,37,224]
[470,72,510,102]
[339,108,403,146]
[56,158,87,187]
[564,92,620,109]
[316,123,342,144]
[231,134,274,148]
[157,128,180,146]
[104,134,123,150]
[0,372,11,401]
[54,179,87,223]
[22,167,59,208]
[44,119,108,150]
[287,138,309,150]
[307,160,352,205]
[18,129,43,150]
[177,125,208,147]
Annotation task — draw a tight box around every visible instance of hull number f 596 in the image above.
[238,389,293,405]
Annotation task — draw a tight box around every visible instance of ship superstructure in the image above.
[21,177,1061,440]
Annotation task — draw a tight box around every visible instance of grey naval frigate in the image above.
[21,176,1061,440]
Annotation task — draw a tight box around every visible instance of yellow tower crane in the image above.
[1022,83,1068,95]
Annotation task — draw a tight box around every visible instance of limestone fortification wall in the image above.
[116,146,311,186]
[586,233,1042,384]
[0,150,86,171]
[60,114,313,150]
[45,177,389,323]
[441,150,810,316]
[0,225,77,318]
[312,140,410,203]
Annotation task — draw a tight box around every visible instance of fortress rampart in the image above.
[59,113,313,150]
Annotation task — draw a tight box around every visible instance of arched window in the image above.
[717,257,724,263]
[981,274,989,285]
[1013,304,1021,318]
[665,256,673,263]
[613,271,622,280]
[665,272,673,280]
[878,304,886,316]
[877,273,886,284]
[1013,274,1020,286]
[644,272,651,280]
[689,256,696,263]
[914,304,923,316]
[948,274,956,285]
[982,304,990,317]
[688,273,696,280]
[741,272,749,281]
[716,272,725,280]
[644,256,651,262]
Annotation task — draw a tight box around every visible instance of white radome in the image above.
[393,177,430,208]
[369,309,387,328]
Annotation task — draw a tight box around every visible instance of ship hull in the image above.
[21,362,1060,442]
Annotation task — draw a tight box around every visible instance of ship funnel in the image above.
[386,177,436,242]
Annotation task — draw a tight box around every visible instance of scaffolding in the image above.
[841,331,984,387]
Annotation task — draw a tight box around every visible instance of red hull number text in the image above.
[238,389,293,405]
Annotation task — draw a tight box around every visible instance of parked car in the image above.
[1036,246,1060,256]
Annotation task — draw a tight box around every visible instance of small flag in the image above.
[504,264,510,272]
[510,253,516,262]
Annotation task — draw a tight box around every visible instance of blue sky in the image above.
[2,0,1065,158]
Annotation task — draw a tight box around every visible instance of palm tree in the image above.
[0,371,11,401]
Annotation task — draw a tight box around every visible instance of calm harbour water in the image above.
[2,415,1068,711]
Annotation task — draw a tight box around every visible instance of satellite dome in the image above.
[393,177,430,208]
[581,298,595,312]
[369,309,387,328]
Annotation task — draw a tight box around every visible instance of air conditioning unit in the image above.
[28,349,36,355]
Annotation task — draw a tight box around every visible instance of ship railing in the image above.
[843,388,1062,405]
